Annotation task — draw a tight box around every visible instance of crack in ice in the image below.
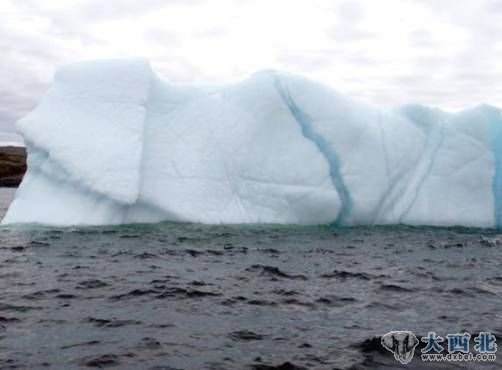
[274,76,353,224]
[489,110,502,228]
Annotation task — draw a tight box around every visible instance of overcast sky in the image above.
[1,0,502,138]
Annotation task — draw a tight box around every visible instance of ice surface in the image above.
[3,59,502,227]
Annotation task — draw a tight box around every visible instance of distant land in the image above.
[0,146,26,187]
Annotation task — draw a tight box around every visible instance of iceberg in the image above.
[3,59,502,227]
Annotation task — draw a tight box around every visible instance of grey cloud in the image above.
[16,0,207,44]
[0,26,57,132]
[327,1,372,43]
[408,29,434,48]
[144,28,181,46]
[153,58,205,82]
[416,0,502,40]
[276,50,339,72]
[342,54,376,67]
[328,25,373,42]
[337,1,364,22]
[20,0,206,22]
[1,0,501,136]
[401,0,502,108]
[485,0,502,12]
[195,27,227,39]
[0,87,45,131]
[390,68,502,109]
[0,0,211,134]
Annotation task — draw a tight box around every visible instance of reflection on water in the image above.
[0,188,502,369]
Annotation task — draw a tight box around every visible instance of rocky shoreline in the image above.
[0,146,26,187]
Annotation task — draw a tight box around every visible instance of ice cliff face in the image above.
[3,59,502,227]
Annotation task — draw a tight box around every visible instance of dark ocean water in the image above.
[1,188,502,369]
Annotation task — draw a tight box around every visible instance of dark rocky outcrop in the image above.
[0,146,26,187]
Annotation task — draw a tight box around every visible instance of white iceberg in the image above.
[3,59,502,227]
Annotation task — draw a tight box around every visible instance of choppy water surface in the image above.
[1,188,502,369]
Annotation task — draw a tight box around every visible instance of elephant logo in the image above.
[381,331,419,364]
